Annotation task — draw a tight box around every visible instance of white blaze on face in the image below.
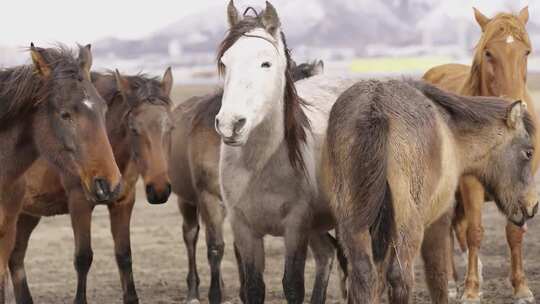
[506,35,515,44]
[216,28,287,141]
[82,99,94,110]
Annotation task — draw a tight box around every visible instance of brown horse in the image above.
[168,59,325,304]
[323,79,538,304]
[0,44,122,303]
[9,69,173,304]
[423,7,537,303]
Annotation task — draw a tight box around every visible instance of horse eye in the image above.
[526,50,531,56]
[522,149,534,160]
[60,111,72,121]
[261,62,272,68]
[485,50,493,60]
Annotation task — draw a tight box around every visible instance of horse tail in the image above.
[328,82,395,262]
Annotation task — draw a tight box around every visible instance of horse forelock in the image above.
[216,10,311,174]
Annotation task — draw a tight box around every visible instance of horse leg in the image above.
[0,180,25,304]
[178,199,200,304]
[459,176,485,303]
[198,191,227,304]
[233,242,246,303]
[421,213,451,304]
[68,190,93,304]
[283,226,308,304]
[506,222,534,304]
[386,227,423,304]
[231,221,265,304]
[108,191,138,304]
[337,227,377,304]
[449,199,467,298]
[308,232,335,304]
[9,213,41,304]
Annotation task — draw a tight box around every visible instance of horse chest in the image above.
[220,149,313,235]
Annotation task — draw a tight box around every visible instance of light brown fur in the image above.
[324,79,537,304]
[423,7,538,302]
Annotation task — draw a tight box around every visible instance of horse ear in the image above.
[507,100,527,129]
[30,43,51,78]
[262,1,281,36]
[473,7,490,32]
[227,0,240,28]
[161,67,173,97]
[518,6,529,25]
[314,60,324,75]
[114,69,130,96]
[78,44,93,74]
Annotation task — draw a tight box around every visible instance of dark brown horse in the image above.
[423,7,537,303]
[323,79,538,304]
[169,59,325,304]
[9,69,173,304]
[0,44,122,303]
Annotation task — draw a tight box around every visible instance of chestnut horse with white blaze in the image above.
[423,7,538,303]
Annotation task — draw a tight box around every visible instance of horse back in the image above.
[423,63,470,94]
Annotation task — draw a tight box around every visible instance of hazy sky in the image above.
[0,0,533,48]
[0,0,215,47]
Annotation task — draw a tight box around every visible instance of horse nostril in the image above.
[94,177,111,202]
[234,118,246,134]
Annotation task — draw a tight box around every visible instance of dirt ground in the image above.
[7,85,540,303]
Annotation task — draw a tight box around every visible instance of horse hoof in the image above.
[186,299,200,304]
[461,294,481,304]
[448,282,459,300]
[515,297,535,304]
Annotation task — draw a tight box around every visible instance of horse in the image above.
[0,44,122,303]
[291,60,324,81]
[8,69,173,304]
[422,7,538,303]
[168,58,325,304]
[212,1,358,303]
[323,79,538,304]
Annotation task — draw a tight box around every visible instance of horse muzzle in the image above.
[91,177,123,203]
[145,182,172,205]
[508,203,538,227]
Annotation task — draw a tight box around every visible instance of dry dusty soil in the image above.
[6,85,540,303]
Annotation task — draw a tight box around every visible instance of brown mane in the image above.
[463,13,531,95]
[0,46,79,128]
[91,71,171,107]
[412,80,535,136]
[213,10,311,172]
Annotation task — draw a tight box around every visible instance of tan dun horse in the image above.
[323,79,538,304]
[423,6,538,303]
[0,44,122,303]
[169,59,324,304]
[9,69,173,304]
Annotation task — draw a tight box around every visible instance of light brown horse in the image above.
[169,59,325,304]
[323,79,538,304]
[0,44,122,303]
[423,7,538,303]
[9,69,173,304]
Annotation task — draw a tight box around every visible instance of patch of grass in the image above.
[350,56,453,73]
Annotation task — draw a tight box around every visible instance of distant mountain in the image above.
[92,0,540,60]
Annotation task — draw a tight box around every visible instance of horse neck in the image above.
[0,119,39,185]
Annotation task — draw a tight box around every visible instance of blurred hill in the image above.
[92,0,540,62]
